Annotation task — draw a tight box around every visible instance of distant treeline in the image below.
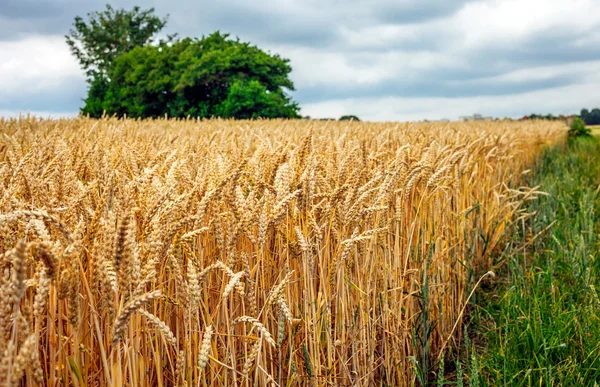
[521,114,571,121]
[522,108,600,125]
[303,115,361,122]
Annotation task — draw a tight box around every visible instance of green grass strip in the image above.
[470,136,600,386]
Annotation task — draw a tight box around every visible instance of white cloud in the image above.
[454,0,600,48]
[273,45,464,87]
[0,35,82,93]
[0,35,85,115]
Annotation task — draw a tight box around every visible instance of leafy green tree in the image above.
[65,4,171,80]
[99,33,300,119]
[67,5,300,119]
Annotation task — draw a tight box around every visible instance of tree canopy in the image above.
[522,113,565,120]
[67,5,300,119]
[339,115,361,121]
[581,108,600,125]
[65,4,171,80]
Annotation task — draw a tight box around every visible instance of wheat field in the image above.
[0,117,565,386]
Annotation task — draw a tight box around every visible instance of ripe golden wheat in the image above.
[0,117,564,386]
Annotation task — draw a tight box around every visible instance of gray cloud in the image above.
[366,0,478,24]
[0,0,473,45]
[0,0,69,19]
[172,7,339,47]
[294,72,579,102]
[470,30,600,68]
[0,81,85,113]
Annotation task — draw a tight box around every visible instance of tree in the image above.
[65,4,171,80]
[339,115,360,121]
[591,108,600,125]
[581,108,590,124]
[98,33,300,119]
[580,108,600,125]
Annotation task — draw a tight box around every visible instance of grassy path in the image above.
[469,136,600,386]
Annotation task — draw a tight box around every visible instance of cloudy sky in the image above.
[1,0,600,121]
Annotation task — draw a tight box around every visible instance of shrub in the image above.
[568,117,591,137]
